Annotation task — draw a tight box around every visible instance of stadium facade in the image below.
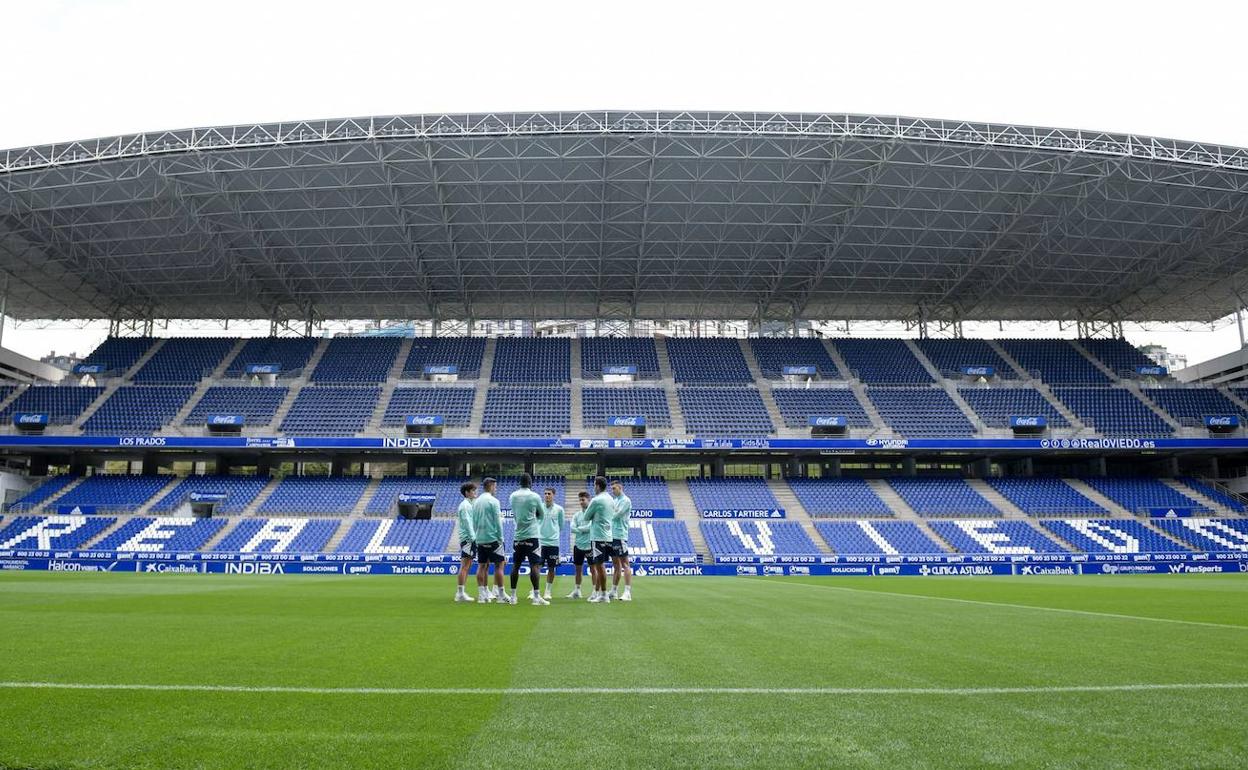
[0,112,1246,575]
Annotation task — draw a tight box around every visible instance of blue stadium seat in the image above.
[666,339,753,384]
[184,387,287,427]
[999,339,1110,384]
[1077,477,1209,515]
[1080,338,1159,378]
[1143,388,1248,428]
[701,520,820,558]
[1175,477,1246,512]
[225,338,318,378]
[914,338,1016,379]
[93,517,225,552]
[311,338,401,384]
[213,518,340,553]
[0,386,104,426]
[5,475,80,513]
[582,387,671,428]
[259,477,369,515]
[815,520,947,555]
[365,476,468,516]
[985,478,1105,516]
[336,519,455,554]
[831,339,933,384]
[53,475,171,513]
[887,478,1000,517]
[481,388,570,436]
[771,388,873,429]
[402,338,487,379]
[1040,519,1190,553]
[627,520,696,560]
[132,338,235,383]
[279,387,379,436]
[687,477,780,513]
[928,519,1070,554]
[1051,387,1173,437]
[581,477,673,511]
[867,387,975,437]
[786,478,893,517]
[81,386,195,435]
[581,338,660,379]
[678,388,774,436]
[381,387,475,427]
[491,338,570,384]
[958,387,1069,428]
[748,339,842,379]
[149,476,270,515]
[0,515,117,550]
[1152,518,1248,553]
[77,338,155,376]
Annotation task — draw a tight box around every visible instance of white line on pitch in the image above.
[754,579,1248,631]
[0,681,1246,696]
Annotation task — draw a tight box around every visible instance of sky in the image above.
[3,0,1248,366]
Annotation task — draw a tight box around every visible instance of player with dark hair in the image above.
[537,486,565,601]
[507,473,548,605]
[567,491,592,599]
[472,477,506,603]
[609,479,633,602]
[585,475,614,603]
[454,481,477,603]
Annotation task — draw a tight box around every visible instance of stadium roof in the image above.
[2,111,1248,324]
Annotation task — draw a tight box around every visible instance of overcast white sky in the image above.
[3,0,1248,366]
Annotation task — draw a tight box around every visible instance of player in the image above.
[608,479,633,601]
[454,481,477,603]
[507,473,548,605]
[537,486,565,601]
[472,477,506,603]
[566,491,591,599]
[584,475,615,603]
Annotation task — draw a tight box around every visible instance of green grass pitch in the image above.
[1,572,1246,769]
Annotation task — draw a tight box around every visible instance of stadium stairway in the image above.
[135,477,182,515]
[468,339,497,434]
[903,339,943,381]
[197,516,238,551]
[122,339,167,380]
[302,338,332,377]
[965,479,1026,518]
[1062,479,1133,517]
[268,386,304,433]
[986,339,1034,379]
[350,478,381,516]
[243,477,281,516]
[1120,381,1184,434]
[766,479,832,553]
[70,382,121,432]
[654,339,688,435]
[819,339,852,381]
[1160,478,1238,514]
[1224,387,1248,414]
[213,338,249,379]
[33,476,86,513]
[669,480,713,562]
[320,519,352,553]
[1032,382,1087,433]
[0,387,24,417]
[76,517,127,550]
[866,479,957,550]
[1032,520,1081,553]
[739,340,789,436]
[364,339,414,435]
[569,337,585,434]
[902,339,990,431]
[1069,339,1120,381]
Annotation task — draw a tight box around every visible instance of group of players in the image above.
[453,474,633,605]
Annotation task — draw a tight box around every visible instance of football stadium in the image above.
[1,111,1247,768]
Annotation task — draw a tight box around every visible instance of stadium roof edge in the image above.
[3,111,1248,324]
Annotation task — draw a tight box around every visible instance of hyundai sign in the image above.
[397,493,436,504]
[1009,416,1047,428]
[1206,415,1240,428]
[422,365,458,375]
[189,492,228,502]
[608,416,646,427]
[207,414,245,426]
[962,366,996,377]
[602,365,638,375]
[13,413,49,426]
[245,363,281,375]
[809,415,847,427]
[783,365,817,376]
[406,415,445,426]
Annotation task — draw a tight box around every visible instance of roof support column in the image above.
[0,273,8,349]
